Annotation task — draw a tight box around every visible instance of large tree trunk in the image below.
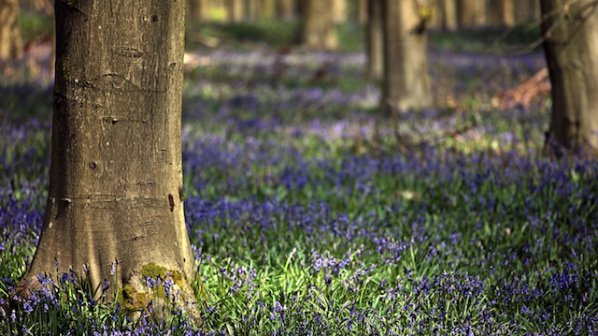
[382,0,432,111]
[541,0,598,156]
[0,0,23,60]
[366,0,383,80]
[227,0,245,22]
[302,0,337,50]
[437,0,457,31]
[21,0,198,318]
[458,0,485,28]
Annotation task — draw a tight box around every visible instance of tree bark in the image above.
[458,0,485,28]
[332,0,347,24]
[227,0,245,22]
[437,0,457,31]
[541,0,598,156]
[21,0,198,318]
[487,0,514,27]
[366,0,383,80]
[500,0,515,27]
[302,0,337,50]
[259,0,276,19]
[382,0,432,111]
[516,0,540,23]
[278,0,295,21]
[0,0,23,60]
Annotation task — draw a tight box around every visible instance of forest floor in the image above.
[1,22,596,335]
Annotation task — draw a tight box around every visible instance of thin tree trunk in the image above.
[516,0,540,23]
[359,0,368,24]
[188,0,207,20]
[541,0,598,156]
[458,0,485,28]
[259,0,276,19]
[500,0,515,27]
[278,0,295,21]
[227,0,244,22]
[302,0,337,50]
[21,0,198,319]
[438,0,457,31]
[332,0,347,24]
[366,0,383,80]
[383,0,432,111]
[0,0,23,60]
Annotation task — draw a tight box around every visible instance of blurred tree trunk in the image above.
[278,0,296,21]
[500,0,515,27]
[332,0,347,23]
[358,0,368,24]
[20,0,199,318]
[458,0,485,28]
[540,0,598,157]
[487,0,514,27]
[366,0,383,80]
[188,0,207,20]
[259,0,276,19]
[245,0,259,21]
[0,0,23,60]
[227,0,245,22]
[437,0,457,31]
[516,0,540,23]
[302,0,337,49]
[382,0,432,111]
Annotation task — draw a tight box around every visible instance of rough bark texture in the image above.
[366,0,383,80]
[302,0,337,50]
[382,0,432,111]
[541,0,598,156]
[438,0,457,31]
[458,0,485,28]
[22,0,198,318]
[0,0,23,60]
[227,0,245,22]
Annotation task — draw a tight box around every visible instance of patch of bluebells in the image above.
[2,49,597,334]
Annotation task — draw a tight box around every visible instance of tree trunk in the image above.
[227,0,245,22]
[0,0,23,60]
[438,0,457,31]
[358,0,368,24]
[487,0,514,27]
[259,0,276,19]
[458,0,485,28]
[516,0,540,23]
[245,0,259,21]
[278,0,295,21]
[382,0,432,111]
[541,0,598,156]
[366,0,383,80]
[188,0,208,20]
[332,0,347,24]
[500,0,515,27]
[302,0,337,50]
[21,0,198,318]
